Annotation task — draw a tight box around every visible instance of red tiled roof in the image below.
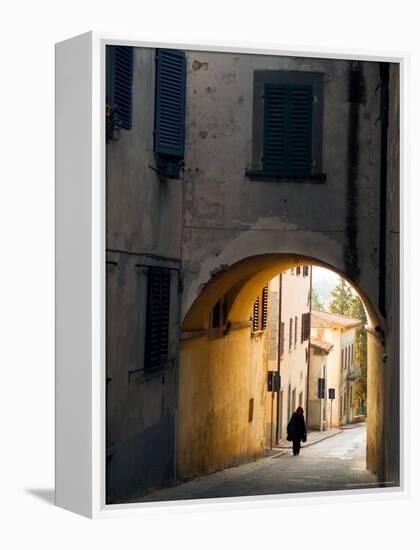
[310,337,334,354]
[311,309,361,329]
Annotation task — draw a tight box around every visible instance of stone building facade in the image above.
[308,310,362,430]
[267,269,311,444]
[105,45,400,501]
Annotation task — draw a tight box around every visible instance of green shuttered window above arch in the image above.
[263,84,313,176]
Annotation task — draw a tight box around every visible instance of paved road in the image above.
[135,425,380,503]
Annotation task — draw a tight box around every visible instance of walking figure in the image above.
[287,406,307,456]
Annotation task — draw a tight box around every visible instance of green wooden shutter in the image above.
[155,49,186,158]
[106,46,133,130]
[263,84,313,175]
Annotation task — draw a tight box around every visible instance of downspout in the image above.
[305,266,313,429]
[344,61,364,283]
[378,63,389,318]
[276,273,282,443]
[173,270,183,484]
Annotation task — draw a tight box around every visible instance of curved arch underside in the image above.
[182,253,380,332]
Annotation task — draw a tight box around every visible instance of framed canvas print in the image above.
[55,32,406,518]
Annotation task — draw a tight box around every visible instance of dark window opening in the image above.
[249,70,324,181]
[144,268,171,370]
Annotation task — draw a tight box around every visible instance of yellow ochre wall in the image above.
[366,330,385,479]
[177,326,269,481]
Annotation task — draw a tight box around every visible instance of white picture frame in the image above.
[55,32,409,518]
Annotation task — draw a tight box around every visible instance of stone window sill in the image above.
[245,170,327,183]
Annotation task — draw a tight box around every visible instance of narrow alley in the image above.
[132,424,380,503]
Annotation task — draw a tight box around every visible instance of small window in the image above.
[303,266,309,277]
[261,285,268,330]
[296,266,301,276]
[252,297,260,332]
[144,268,171,370]
[252,285,268,332]
[301,312,310,342]
[212,298,227,330]
[249,70,324,180]
[294,316,298,347]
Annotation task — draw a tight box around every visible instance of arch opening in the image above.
[177,254,385,489]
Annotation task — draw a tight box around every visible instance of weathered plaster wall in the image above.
[366,330,385,478]
[107,47,183,257]
[307,350,328,430]
[274,271,311,439]
[383,64,400,486]
[177,327,268,480]
[181,53,382,326]
[106,47,183,501]
[106,46,399,494]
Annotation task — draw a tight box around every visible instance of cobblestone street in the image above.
[136,424,382,503]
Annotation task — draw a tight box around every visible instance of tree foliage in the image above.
[329,278,353,315]
[328,277,368,404]
[311,287,325,311]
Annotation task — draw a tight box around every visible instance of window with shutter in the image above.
[249,70,324,181]
[261,285,268,330]
[263,84,313,176]
[144,268,171,370]
[106,46,133,131]
[301,312,310,342]
[154,48,186,176]
[252,296,260,332]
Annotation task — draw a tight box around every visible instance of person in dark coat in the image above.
[287,406,307,456]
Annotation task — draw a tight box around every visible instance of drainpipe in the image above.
[378,63,389,318]
[276,273,282,443]
[305,266,312,430]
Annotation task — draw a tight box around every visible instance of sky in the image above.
[311,266,341,307]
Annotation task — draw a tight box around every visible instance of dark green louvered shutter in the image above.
[106,46,133,130]
[145,268,171,370]
[155,49,186,158]
[263,84,313,175]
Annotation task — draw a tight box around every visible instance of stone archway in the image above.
[177,245,386,484]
